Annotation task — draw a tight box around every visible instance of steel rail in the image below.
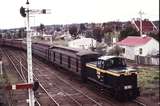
[2,48,41,106]
[7,49,60,106]
[14,48,102,106]
[133,99,147,106]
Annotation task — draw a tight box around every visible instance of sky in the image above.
[0,0,159,29]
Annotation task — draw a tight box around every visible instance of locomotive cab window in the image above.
[101,58,126,70]
[97,60,105,69]
[106,58,126,69]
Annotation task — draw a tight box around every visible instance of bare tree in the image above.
[69,25,78,39]
[108,45,123,56]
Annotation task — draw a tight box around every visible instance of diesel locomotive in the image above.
[0,39,140,101]
[86,56,140,100]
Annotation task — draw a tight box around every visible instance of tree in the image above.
[103,26,114,45]
[69,25,78,39]
[93,27,104,42]
[17,28,26,38]
[55,27,61,32]
[85,30,93,38]
[79,23,86,33]
[149,32,159,41]
[102,22,107,27]
[39,24,45,35]
[108,45,123,56]
[120,27,139,40]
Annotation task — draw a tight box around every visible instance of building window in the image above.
[122,48,125,53]
[139,48,143,55]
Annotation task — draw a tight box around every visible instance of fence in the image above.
[135,55,159,65]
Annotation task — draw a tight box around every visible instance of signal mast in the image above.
[26,0,35,106]
[20,0,35,105]
[20,0,51,106]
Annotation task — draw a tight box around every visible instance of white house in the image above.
[68,38,96,50]
[42,34,52,41]
[116,35,159,60]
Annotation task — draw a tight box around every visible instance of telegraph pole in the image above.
[26,0,35,106]
[138,11,144,36]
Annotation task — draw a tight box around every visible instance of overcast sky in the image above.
[0,0,159,29]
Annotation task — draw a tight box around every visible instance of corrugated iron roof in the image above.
[116,36,152,46]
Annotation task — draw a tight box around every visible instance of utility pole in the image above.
[26,0,35,106]
[138,11,144,36]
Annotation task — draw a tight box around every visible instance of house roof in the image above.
[132,20,158,32]
[116,36,152,46]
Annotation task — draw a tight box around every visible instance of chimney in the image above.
[141,34,147,38]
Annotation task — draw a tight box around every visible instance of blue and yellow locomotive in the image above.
[86,56,140,100]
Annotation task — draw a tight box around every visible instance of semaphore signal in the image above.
[20,7,51,18]
[19,0,51,106]
[5,81,39,91]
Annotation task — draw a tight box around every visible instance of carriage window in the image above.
[68,56,71,68]
[76,59,78,72]
[53,52,55,61]
[60,54,62,64]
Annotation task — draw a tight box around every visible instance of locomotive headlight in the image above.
[124,85,132,90]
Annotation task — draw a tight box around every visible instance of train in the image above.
[0,38,140,101]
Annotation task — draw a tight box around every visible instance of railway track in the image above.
[20,49,149,106]
[133,99,147,106]
[2,48,44,106]
[1,48,31,106]
[2,47,147,106]
[3,48,105,106]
